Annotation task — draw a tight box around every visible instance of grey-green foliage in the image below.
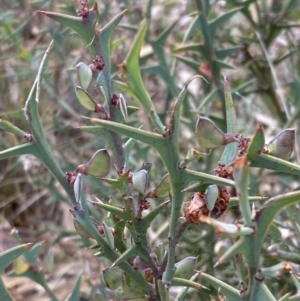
[1,1,300,301]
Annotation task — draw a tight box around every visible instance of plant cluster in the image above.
[1,1,300,300]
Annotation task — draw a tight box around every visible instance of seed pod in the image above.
[154,174,171,198]
[74,173,82,203]
[75,86,96,111]
[76,62,93,90]
[132,169,148,195]
[195,117,236,148]
[264,128,295,160]
[205,184,219,211]
[174,257,197,279]
[85,149,111,177]
[103,267,122,290]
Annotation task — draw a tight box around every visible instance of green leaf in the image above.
[247,124,265,158]
[0,118,28,139]
[142,200,170,226]
[39,8,97,46]
[0,243,31,273]
[0,277,15,301]
[250,153,300,176]
[233,156,252,226]
[158,280,170,301]
[209,7,242,36]
[102,222,115,249]
[65,275,81,301]
[200,272,243,301]
[220,76,239,165]
[84,118,165,152]
[89,197,131,220]
[121,19,164,133]
[182,168,235,187]
[249,281,277,301]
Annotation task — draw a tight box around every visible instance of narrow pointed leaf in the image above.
[39,9,96,46]
[0,119,28,138]
[233,156,252,226]
[183,169,235,187]
[121,19,164,133]
[250,153,300,176]
[0,243,32,273]
[112,244,138,268]
[247,124,265,158]
[200,272,243,301]
[65,275,81,301]
[171,277,204,289]
[0,277,14,301]
[200,216,254,237]
[102,222,114,249]
[84,117,164,151]
[142,200,170,226]
[220,77,239,164]
[89,198,131,220]
[249,281,277,301]
[158,280,170,301]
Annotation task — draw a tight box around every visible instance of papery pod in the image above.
[247,124,265,158]
[103,267,122,290]
[75,86,96,111]
[264,128,295,160]
[154,174,171,198]
[204,184,219,211]
[70,209,91,238]
[174,257,197,279]
[119,93,128,122]
[77,149,110,177]
[195,117,236,149]
[74,173,83,203]
[76,62,93,90]
[122,272,148,299]
[132,169,148,195]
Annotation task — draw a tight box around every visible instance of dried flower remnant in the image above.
[92,55,105,71]
[77,0,89,18]
[214,162,234,179]
[184,187,230,224]
[235,134,250,156]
